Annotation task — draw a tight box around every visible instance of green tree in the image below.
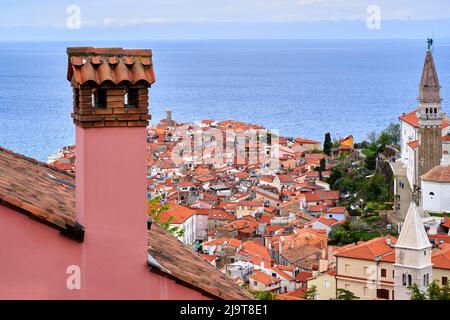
[409,281,450,300]
[409,284,427,300]
[367,131,378,146]
[364,152,377,171]
[252,291,279,300]
[328,165,343,189]
[336,288,359,300]
[323,132,333,156]
[383,123,401,146]
[303,285,318,300]
[427,281,442,300]
[148,196,185,238]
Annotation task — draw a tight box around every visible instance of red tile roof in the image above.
[0,146,78,233]
[327,206,346,213]
[295,270,313,282]
[239,240,272,266]
[67,47,155,86]
[407,140,419,149]
[421,164,450,182]
[441,217,450,229]
[156,202,196,224]
[148,224,253,299]
[294,137,320,144]
[249,270,280,286]
[335,236,396,262]
[432,244,450,270]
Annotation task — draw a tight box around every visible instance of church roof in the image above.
[421,152,450,182]
[396,203,432,250]
[418,50,441,103]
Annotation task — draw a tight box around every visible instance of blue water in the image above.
[1,39,450,161]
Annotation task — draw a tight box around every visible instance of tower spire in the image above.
[394,202,433,300]
[418,47,441,104]
[396,202,431,250]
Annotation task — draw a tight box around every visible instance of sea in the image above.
[1,39,450,161]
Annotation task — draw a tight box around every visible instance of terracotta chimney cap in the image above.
[67,47,155,86]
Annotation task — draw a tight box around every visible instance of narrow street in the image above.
[388,159,412,226]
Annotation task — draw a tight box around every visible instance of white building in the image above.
[157,202,197,246]
[399,46,450,213]
[394,202,433,300]
[421,151,450,213]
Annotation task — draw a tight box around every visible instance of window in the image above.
[125,88,139,108]
[344,264,350,273]
[344,284,350,290]
[408,274,412,287]
[324,280,330,288]
[254,281,257,286]
[392,270,395,278]
[93,88,107,108]
[442,277,448,285]
[377,289,389,300]
[381,269,387,278]
[429,192,435,196]
[402,274,407,286]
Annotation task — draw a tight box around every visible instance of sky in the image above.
[1,0,450,40]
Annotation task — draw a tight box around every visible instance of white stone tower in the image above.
[393,202,433,300]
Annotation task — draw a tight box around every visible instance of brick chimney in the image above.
[67,47,155,296]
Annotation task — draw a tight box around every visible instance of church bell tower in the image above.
[417,39,443,186]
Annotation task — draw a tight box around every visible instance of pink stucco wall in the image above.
[0,126,210,299]
[0,204,208,299]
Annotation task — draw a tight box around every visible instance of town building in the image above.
[399,46,450,213]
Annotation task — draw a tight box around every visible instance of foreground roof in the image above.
[148,224,252,300]
[0,146,78,232]
[0,145,252,300]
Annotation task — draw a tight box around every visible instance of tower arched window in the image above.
[408,274,412,286]
[434,108,437,115]
[402,274,407,286]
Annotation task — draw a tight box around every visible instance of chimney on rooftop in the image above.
[67,47,155,296]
